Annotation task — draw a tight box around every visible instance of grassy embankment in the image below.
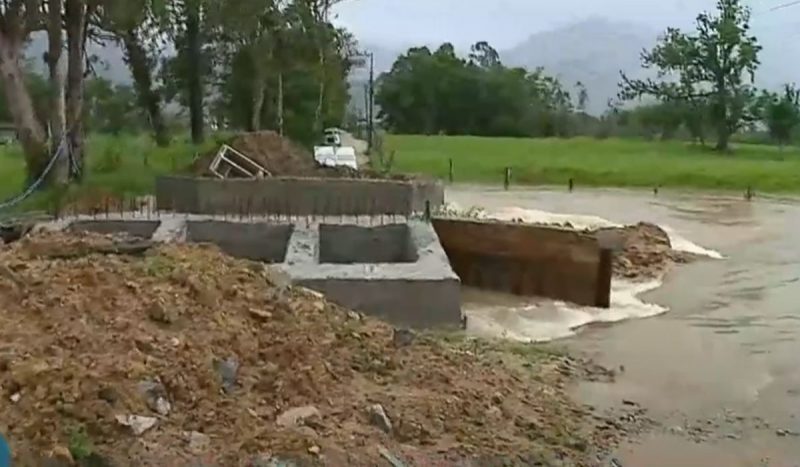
[0,135,215,213]
[2,134,800,213]
[388,135,800,193]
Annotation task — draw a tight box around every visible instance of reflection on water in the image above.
[447,186,800,464]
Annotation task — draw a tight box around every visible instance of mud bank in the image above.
[0,231,641,466]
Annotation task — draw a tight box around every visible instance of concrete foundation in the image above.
[43,214,462,329]
[185,221,293,263]
[155,175,445,216]
[318,224,417,264]
[283,220,462,328]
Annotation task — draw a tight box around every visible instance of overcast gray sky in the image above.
[332,0,798,49]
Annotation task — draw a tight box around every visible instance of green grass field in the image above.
[2,134,800,214]
[387,135,800,192]
[0,135,215,213]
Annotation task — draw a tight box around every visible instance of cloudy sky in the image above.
[332,0,798,49]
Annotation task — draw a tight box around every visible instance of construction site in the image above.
[0,131,697,466]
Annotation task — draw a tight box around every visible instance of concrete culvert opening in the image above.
[185,221,293,263]
[68,220,160,239]
[319,224,418,264]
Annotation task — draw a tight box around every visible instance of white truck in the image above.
[313,128,358,170]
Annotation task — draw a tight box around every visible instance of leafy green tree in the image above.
[759,84,800,149]
[620,0,761,151]
[376,41,574,138]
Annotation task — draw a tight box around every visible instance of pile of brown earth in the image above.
[191,131,409,180]
[0,231,642,466]
[599,222,694,280]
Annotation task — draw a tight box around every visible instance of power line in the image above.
[767,0,800,12]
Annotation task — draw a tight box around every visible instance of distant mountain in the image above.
[501,18,658,114]
[25,32,131,84]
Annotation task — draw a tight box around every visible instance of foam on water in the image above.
[451,204,723,342]
[466,279,667,343]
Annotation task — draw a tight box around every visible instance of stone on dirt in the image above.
[276,405,321,428]
[368,404,393,434]
[115,415,157,435]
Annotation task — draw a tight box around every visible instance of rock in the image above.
[377,445,406,467]
[276,405,321,428]
[138,379,171,415]
[622,399,637,407]
[392,328,415,348]
[115,414,157,435]
[485,406,503,419]
[249,455,298,467]
[10,392,20,403]
[146,301,176,324]
[215,356,239,394]
[248,308,273,321]
[776,428,800,437]
[308,445,320,455]
[669,426,684,434]
[48,445,74,464]
[491,392,504,405]
[97,386,119,404]
[263,266,291,290]
[725,433,740,440]
[184,431,211,453]
[347,311,362,321]
[368,404,393,434]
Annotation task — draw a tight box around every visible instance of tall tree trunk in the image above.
[251,77,265,132]
[47,0,68,185]
[313,47,325,134]
[185,2,204,144]
[277,71,284,136]
[0,32,49,184]
[65,0,88,181]
[715,123,730,152]
[122,29,169,147]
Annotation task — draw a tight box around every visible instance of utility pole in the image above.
[367,52,375,153]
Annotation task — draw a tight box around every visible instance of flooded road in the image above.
[447,186,800,466]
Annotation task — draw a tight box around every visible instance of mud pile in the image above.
[601,222,694,280]
[191,131,406,180]
[0,231,633,466]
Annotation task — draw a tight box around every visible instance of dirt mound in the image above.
[602,222,694,280]
[191,131,407,180]
[0,232,635,466]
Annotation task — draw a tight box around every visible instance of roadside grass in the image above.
[4,133,800,215]
[0,134,216,214]
[386,135,800,193]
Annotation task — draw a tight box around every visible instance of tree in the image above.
[760,84,800,149]
[620,0,761,151]
[575,81,589,113]
[376,41,574,138]
[0,1,50,183]
[97,0,171,146]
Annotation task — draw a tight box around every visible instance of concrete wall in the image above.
[282,220,463,328]
[296,278,462,328]
[68,220,161,239]
[432,218,612,308]
[185,221,293,263]
[156,176,445,216]
[319,224,417,264]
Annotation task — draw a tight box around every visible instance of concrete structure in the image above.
[155,175,444,216]
[42,214,462,328]
[432,218,612,308]
[283,221,462,328]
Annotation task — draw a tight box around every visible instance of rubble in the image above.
[190,131,410,180]
[597,222,695,280]
[0,231,637,465]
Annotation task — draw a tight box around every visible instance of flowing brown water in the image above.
[448,186,800,466]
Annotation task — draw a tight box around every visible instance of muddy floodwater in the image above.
[447,186,800,467]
